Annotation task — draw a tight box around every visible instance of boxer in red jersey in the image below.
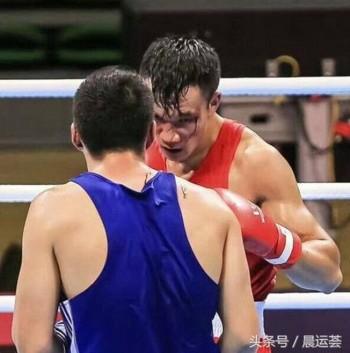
[141,36,342,352]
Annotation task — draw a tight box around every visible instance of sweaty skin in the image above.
[13,152,258,353]
[148,85,342,293]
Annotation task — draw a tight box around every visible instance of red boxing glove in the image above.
[215,188,302,269]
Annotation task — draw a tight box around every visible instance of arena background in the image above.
[0,1,350,352]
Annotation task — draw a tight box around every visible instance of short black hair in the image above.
[139,36,221,113]
[73,66,154,156]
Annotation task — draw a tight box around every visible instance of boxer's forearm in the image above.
[283,238,342,293]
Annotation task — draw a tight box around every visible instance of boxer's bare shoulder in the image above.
[175,176,237,223]
[229,126,293,200]
[232,127,279,172]
[27,182,94,239]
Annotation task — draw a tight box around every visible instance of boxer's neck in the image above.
[86,151,155,190]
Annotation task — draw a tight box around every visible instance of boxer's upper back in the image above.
[56,172,220,353]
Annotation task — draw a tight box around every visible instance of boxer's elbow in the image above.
[220,337,257,353]
[322,268,343,294]
[296,238,343,293]
[13,334,58,353]
[221,317,259,353]
[13,340,48,353]
[317,242,343,293]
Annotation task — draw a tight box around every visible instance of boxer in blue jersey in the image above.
[13,67,258,353]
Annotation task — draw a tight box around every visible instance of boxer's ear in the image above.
[71,123,83,150]
[209,92,221,112]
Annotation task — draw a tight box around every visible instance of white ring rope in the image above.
[1,77,350,97]
[0,79,81,98]
[298,183,350,201]
[1,296,14,313]
[265,292,350,310]
[219,77,350,96]
[0,183,349,203]
[1,293,349,313]
[0,185,54,203]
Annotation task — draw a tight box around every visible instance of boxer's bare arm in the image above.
[231,129,342,292]
[13,188,66,353]
[218,209,258,353]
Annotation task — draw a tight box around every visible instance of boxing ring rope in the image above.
[0,185,53,203]
[1,77,349,318]
[2,76,350,98]
[0,183,349,203]
[1,293,350,313]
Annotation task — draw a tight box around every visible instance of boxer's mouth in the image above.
[161,146,183,155]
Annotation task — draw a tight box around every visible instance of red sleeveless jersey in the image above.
[146,119,276,301]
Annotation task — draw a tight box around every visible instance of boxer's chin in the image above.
[161,146,187,162]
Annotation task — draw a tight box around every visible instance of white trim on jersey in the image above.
[60,300,80,353]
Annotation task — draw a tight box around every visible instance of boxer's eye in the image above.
[154,115,165,124]
[178,117,195,124]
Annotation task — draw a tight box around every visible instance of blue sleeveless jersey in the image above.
[59,171,219,353]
